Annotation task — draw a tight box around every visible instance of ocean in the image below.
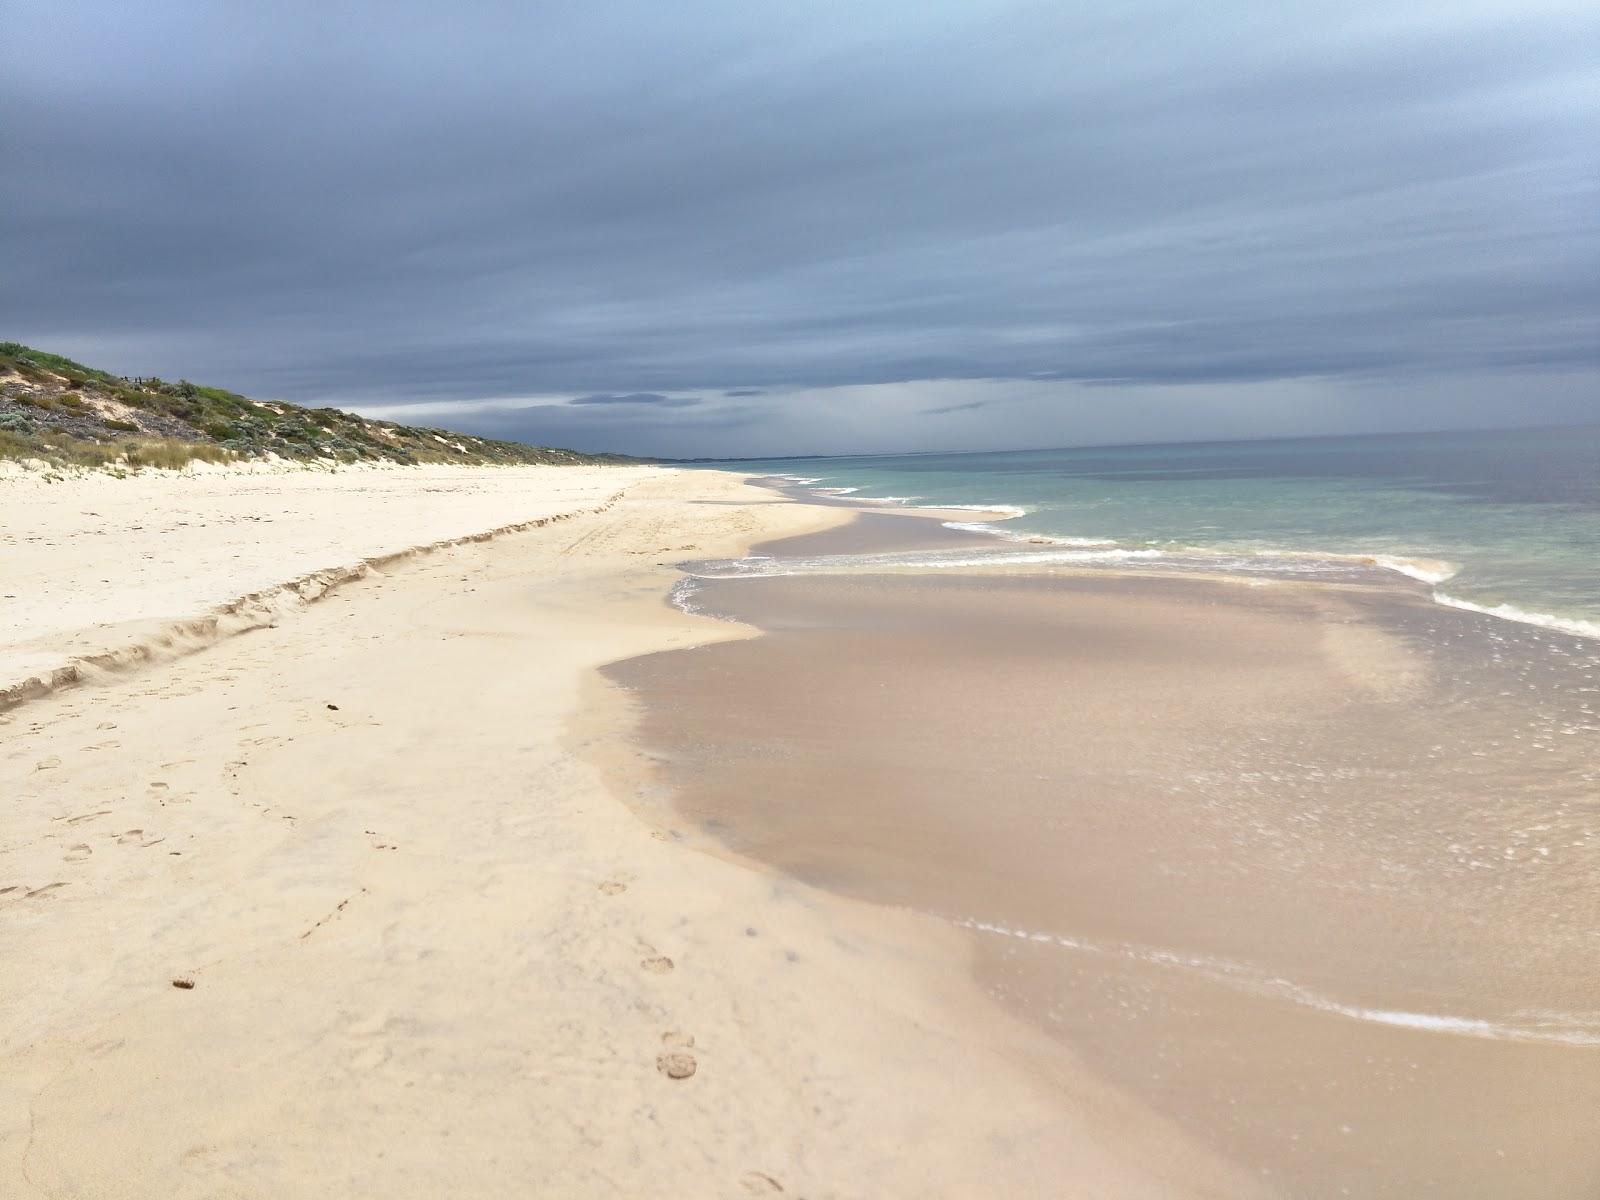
[644,425,1600,1193]
[724,423,1600,637]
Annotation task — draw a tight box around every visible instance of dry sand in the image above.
[0,466,1244,1197]
[0,462,667,706]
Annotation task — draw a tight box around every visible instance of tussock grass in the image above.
[0,427,235,472]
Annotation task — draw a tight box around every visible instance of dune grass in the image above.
[0,341,638,470]
[0,427,236,472]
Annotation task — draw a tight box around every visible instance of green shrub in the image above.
[0,341,632,467]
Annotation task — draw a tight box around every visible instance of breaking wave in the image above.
[1434,593,1600,640]
[746,473,1599,642]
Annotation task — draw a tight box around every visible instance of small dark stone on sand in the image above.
[326,703,339,711]
[172,978,195,990]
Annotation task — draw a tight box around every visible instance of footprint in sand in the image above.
[640,954,674,974]
[598,880,628,896]
[149,782,190,806]
[63,844,92,862]
[656,1051,697,1079]
[117,829,145,844]
[349,1044,389,1071]
[34,756,62,772]
[739,1171,786,1194]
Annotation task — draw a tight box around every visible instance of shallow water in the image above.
[724,424,1600,636]
[610,506,1600,1198]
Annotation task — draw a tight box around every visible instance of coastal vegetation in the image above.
[0,342,630,470]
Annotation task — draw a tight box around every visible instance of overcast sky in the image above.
[4,1,1596,456]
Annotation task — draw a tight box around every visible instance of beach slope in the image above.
[0,468,1232,1198]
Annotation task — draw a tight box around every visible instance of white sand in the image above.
[0,466,1249,1197]
[0,463,666,705]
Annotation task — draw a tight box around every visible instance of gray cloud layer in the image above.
[3,1,1595,455]
[570,392,699,407]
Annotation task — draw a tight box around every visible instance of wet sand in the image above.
[606,509,1600,1198]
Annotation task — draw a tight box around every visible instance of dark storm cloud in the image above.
[2,0,1595,455]
[570,392,699,407]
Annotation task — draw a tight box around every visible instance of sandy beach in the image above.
[11,1,1593,1192]
[0,463,668,707]
[610,500,1600,1198]
[7,462,1598,1197]
[1,465,1256,1198]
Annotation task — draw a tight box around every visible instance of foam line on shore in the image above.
[0,489,631,713]
[667,575,708,616]
[1433,593,1600,640]
[780,474,1463,586]
[680,543,1445,582]
[943,519,1114,545]
[767,473,1600,642]
[954,916,1600,1047]
[762,470,1600,644]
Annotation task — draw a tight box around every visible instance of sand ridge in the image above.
[1,463,675,709]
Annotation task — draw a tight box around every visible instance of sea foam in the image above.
[953,916,1600,1046]
[1433,593,1600,641]
[667,576,706,615]
[937,503,1030,518]
[769,473,1599,643]
[943,519,1114,546]
[1373,555,1459,585]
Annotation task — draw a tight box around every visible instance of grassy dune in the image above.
[0,342,631,470]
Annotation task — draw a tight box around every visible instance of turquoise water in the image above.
[727,425,1600,636]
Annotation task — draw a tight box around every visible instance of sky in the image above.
[3,0,1596,457]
